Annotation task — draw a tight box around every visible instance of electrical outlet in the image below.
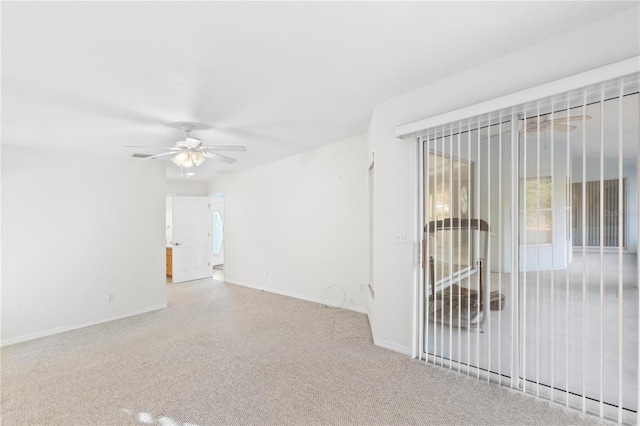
[396,232,407,244]
[265,270,269,278]
[108,293,114,303]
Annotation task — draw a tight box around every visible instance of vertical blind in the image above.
[572,179,627,247]
[418,72,639,424]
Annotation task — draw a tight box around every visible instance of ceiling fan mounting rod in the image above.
[180,123,194,135]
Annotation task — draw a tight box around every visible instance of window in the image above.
[519,176,552,245]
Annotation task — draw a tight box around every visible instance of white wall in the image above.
[208,135,368,312]
[166,180,208,196]
[1,145,167,345]
[367,9,639,354]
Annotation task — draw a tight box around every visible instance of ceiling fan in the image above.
[125,123,247,168]
[478,113,593,141]
[523,114,592,133]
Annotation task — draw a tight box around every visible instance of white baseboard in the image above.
[373,337,412,356]
[1,303,167,347]
[226,279,368,315]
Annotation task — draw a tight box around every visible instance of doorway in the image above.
[211,192,225,282]
[166,195,174,282]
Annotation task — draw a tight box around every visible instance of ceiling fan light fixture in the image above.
[171,151,189,167]
[190,150,205,166]
[171,150,205,168]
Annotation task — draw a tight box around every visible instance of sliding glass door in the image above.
[423,120,513,382]
[421,75,639,423]
[518,90,639,419]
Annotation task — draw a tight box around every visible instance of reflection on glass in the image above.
[519,93,639,414]
[427,152,472,280]
[422,86,638,420]
[431,230,471,282]
[519,177,553,245]
[424,122,513,379]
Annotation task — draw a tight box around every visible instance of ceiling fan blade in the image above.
[524,125,547,133]
[202,145,247,152]
[132,151,176,162]
[554,124,577,132]
[202,152,236,164]
[124,145,180,150]
[554,114,592,124]
[525,119,552,130]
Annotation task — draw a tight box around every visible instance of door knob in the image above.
[174,242,182,246]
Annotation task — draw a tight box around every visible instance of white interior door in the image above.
[211,193,224,266]
[172,196,212,283]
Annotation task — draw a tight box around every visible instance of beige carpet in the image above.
[1,279,606,425]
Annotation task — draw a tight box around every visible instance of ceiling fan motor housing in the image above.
[176,137,202,149]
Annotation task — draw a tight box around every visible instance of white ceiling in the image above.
[2,1,635,181]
